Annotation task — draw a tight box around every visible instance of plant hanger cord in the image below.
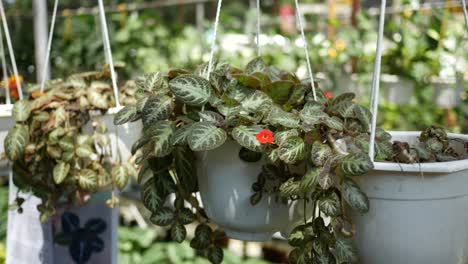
[0,25,10,105]
[294,0,317,101]
[462,0,468,32]
[39,0,59,93]
[256,0,261,57]
[368,0,387,162]
[98,0,121,108]
[0,1,22,100]
[206,0,223,80]
[97,0,124,164]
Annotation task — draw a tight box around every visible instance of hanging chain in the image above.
[0,26,10,105]
[40,0,59,93]
[294,0,317,101]
[97,0,121,108]
[256,0,261,57]
[0,1,22,100]
[206,0,223,80]
[369,0,387,162]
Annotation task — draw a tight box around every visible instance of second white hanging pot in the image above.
[196,140,307,241]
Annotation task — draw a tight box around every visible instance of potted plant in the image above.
[4,67,138,263]
[352,127,467,263]
[115,57,395,263]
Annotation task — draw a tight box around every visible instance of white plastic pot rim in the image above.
[373,131,468,173]
[0,104,13,117]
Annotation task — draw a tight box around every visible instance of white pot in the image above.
[381,75,415,105]
[352,131,468,264]
[0,105,14,174]
[432,78,463,108]
[197,141,307,241]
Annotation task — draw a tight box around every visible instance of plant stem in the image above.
[326,133,349,156]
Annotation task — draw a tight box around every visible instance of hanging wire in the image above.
[39,0,59,93]
[461,0,468,32]
[369,0,387,162]
[294,0,317,101]
[0,1,22,100]
[97,0,121,108]
[255,0,261,56]
[0,26,10,105]
[206,0,223,79]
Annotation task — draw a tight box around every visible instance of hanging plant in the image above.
[113,57,400,263]
[4,67,137,222]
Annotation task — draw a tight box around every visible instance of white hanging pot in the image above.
[196,140,307,241]
[352,131,468,264]
[381,74,415,105]
[0,105,14,173]
[431,77,463,108]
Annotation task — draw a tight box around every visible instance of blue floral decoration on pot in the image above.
[54,212,107,264]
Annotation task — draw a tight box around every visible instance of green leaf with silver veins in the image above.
[150,207,175,226]
[340,153,374,176]
[319,191,341,217]
[12,100,30,122]
[53,162,70,184]
[169,75,212,106]
[114,105,138,125]
[343,178,369,213]
[278,136,306,164]
[188,122,227,151]
[232,125,264,152]
[112,165,128,191]
[4,124,29,161]
[141,95,174,126]
[152,121,176,157]
[170,223,187,243]
[335,235,359,263]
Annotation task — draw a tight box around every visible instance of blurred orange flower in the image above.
[2,75,23,100]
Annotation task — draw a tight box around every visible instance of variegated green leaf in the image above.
[75,145,95,158]
[343,178,369,213]
[340,153,374,176]
[245,57,267,74]
[331,101,355,119]
[169,75,212,106]
[263,81,294,105]
[53,162,70,184]
[310,141,332,166]
[171,124,194,146]
[150,207,174,226]
[207,246,224,264]
[198,111,224,125]
[241,90,272,113]
[278,136,306,163]
[274,129,299,146]
[152,121,175,157]
[188,122,227,151]
[78,169,97,190]
[142,95,174,126]
[144,72,163,91]
[88,89,108,109]
[174,147,198,192]
[266,106,300,128]
[141,177,163,212]
[330,92,355,106]
[191,224,213,250]
[231,125,264,152]
[12,100,30,122]
[5,124,29,161]
[58,136,74,152]
[112,165,128,191]
[114,105,138,125]
[178,208,196,225]
[279,178,301,197]
[354,104,372,128]
[322,116,344,131]
[319,191,341,217]
[171,222,187,243]
[299,168,319,193]
[335,235,358,263]
[217,105,240,118]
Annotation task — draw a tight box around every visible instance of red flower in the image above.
[324,91,333,100]
[256,129,274,144]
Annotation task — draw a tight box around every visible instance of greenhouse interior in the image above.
[0,0,467,263]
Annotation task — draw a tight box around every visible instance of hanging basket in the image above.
[352,131,468,264]
[431,77,464,108]
[196,140,308,241]
[380,74,415,105]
